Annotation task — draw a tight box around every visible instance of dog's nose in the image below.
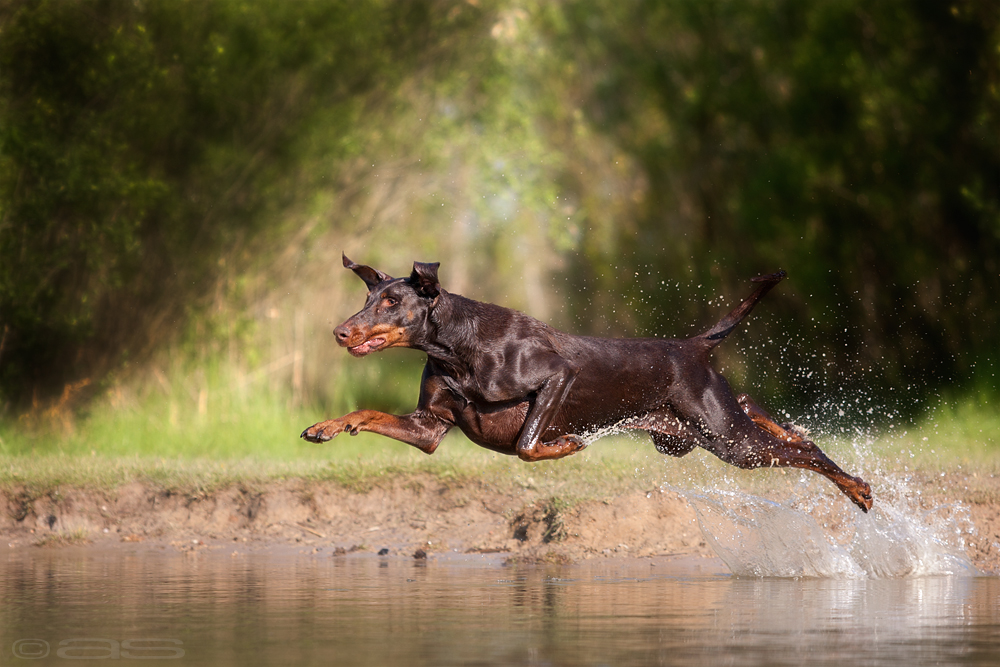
[334,325,351,344]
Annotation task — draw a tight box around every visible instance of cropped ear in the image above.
[342,253,391,290]
[409,261,441,299]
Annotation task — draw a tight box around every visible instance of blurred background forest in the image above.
[1,0,998,455]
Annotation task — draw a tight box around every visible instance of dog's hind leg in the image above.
[736,393,810,442]
[700,416,873,512]
[680,381,873,512]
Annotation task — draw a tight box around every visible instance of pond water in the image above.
[2,547,999,666]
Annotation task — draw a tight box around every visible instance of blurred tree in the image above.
[0,0,493,409]
[2,0,997,424]
[543,0,1000,407]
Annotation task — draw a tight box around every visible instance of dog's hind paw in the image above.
[842,477,874,513]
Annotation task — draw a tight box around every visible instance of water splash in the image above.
[848,497,979,578]
[584,410,982,579]
[682,485,979,579]
[685,490,864,578]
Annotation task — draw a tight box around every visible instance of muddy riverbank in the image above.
[4,471,999,573]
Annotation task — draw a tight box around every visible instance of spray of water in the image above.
[586,273,984,578]
[659,395,984,579]
[681,483,978,578]
[579,384,980,578]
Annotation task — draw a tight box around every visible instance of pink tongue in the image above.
[353,337,385,355]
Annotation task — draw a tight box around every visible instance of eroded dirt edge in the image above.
[3,472,999,573]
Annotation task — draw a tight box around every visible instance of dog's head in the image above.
[333,254,441,356]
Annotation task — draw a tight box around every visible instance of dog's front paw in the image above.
[300,419,347,443]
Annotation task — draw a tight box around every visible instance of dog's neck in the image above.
[416,292,497,377]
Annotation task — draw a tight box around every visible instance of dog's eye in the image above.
[382,297,398,308]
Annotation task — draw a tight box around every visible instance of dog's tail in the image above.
[696,270,786,349]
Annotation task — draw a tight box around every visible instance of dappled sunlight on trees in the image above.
[1,0,997,427]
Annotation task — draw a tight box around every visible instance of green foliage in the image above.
[1,0,998,435]
[542,0,1000,406]
[0,0,493,406]
[867,392,1000,470]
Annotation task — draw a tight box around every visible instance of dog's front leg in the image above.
[300,410,450,454]
[515,364,585,462]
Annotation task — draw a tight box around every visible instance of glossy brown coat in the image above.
[301,255,873,512]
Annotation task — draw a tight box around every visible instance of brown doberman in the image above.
[301,255,873,512]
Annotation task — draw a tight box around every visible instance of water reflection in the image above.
[2,548,998,666]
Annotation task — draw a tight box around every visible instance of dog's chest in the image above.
[440,372,528,406]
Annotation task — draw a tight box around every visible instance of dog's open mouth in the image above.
[348,336,386,357]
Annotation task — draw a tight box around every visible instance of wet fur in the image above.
[301,255,873,512]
